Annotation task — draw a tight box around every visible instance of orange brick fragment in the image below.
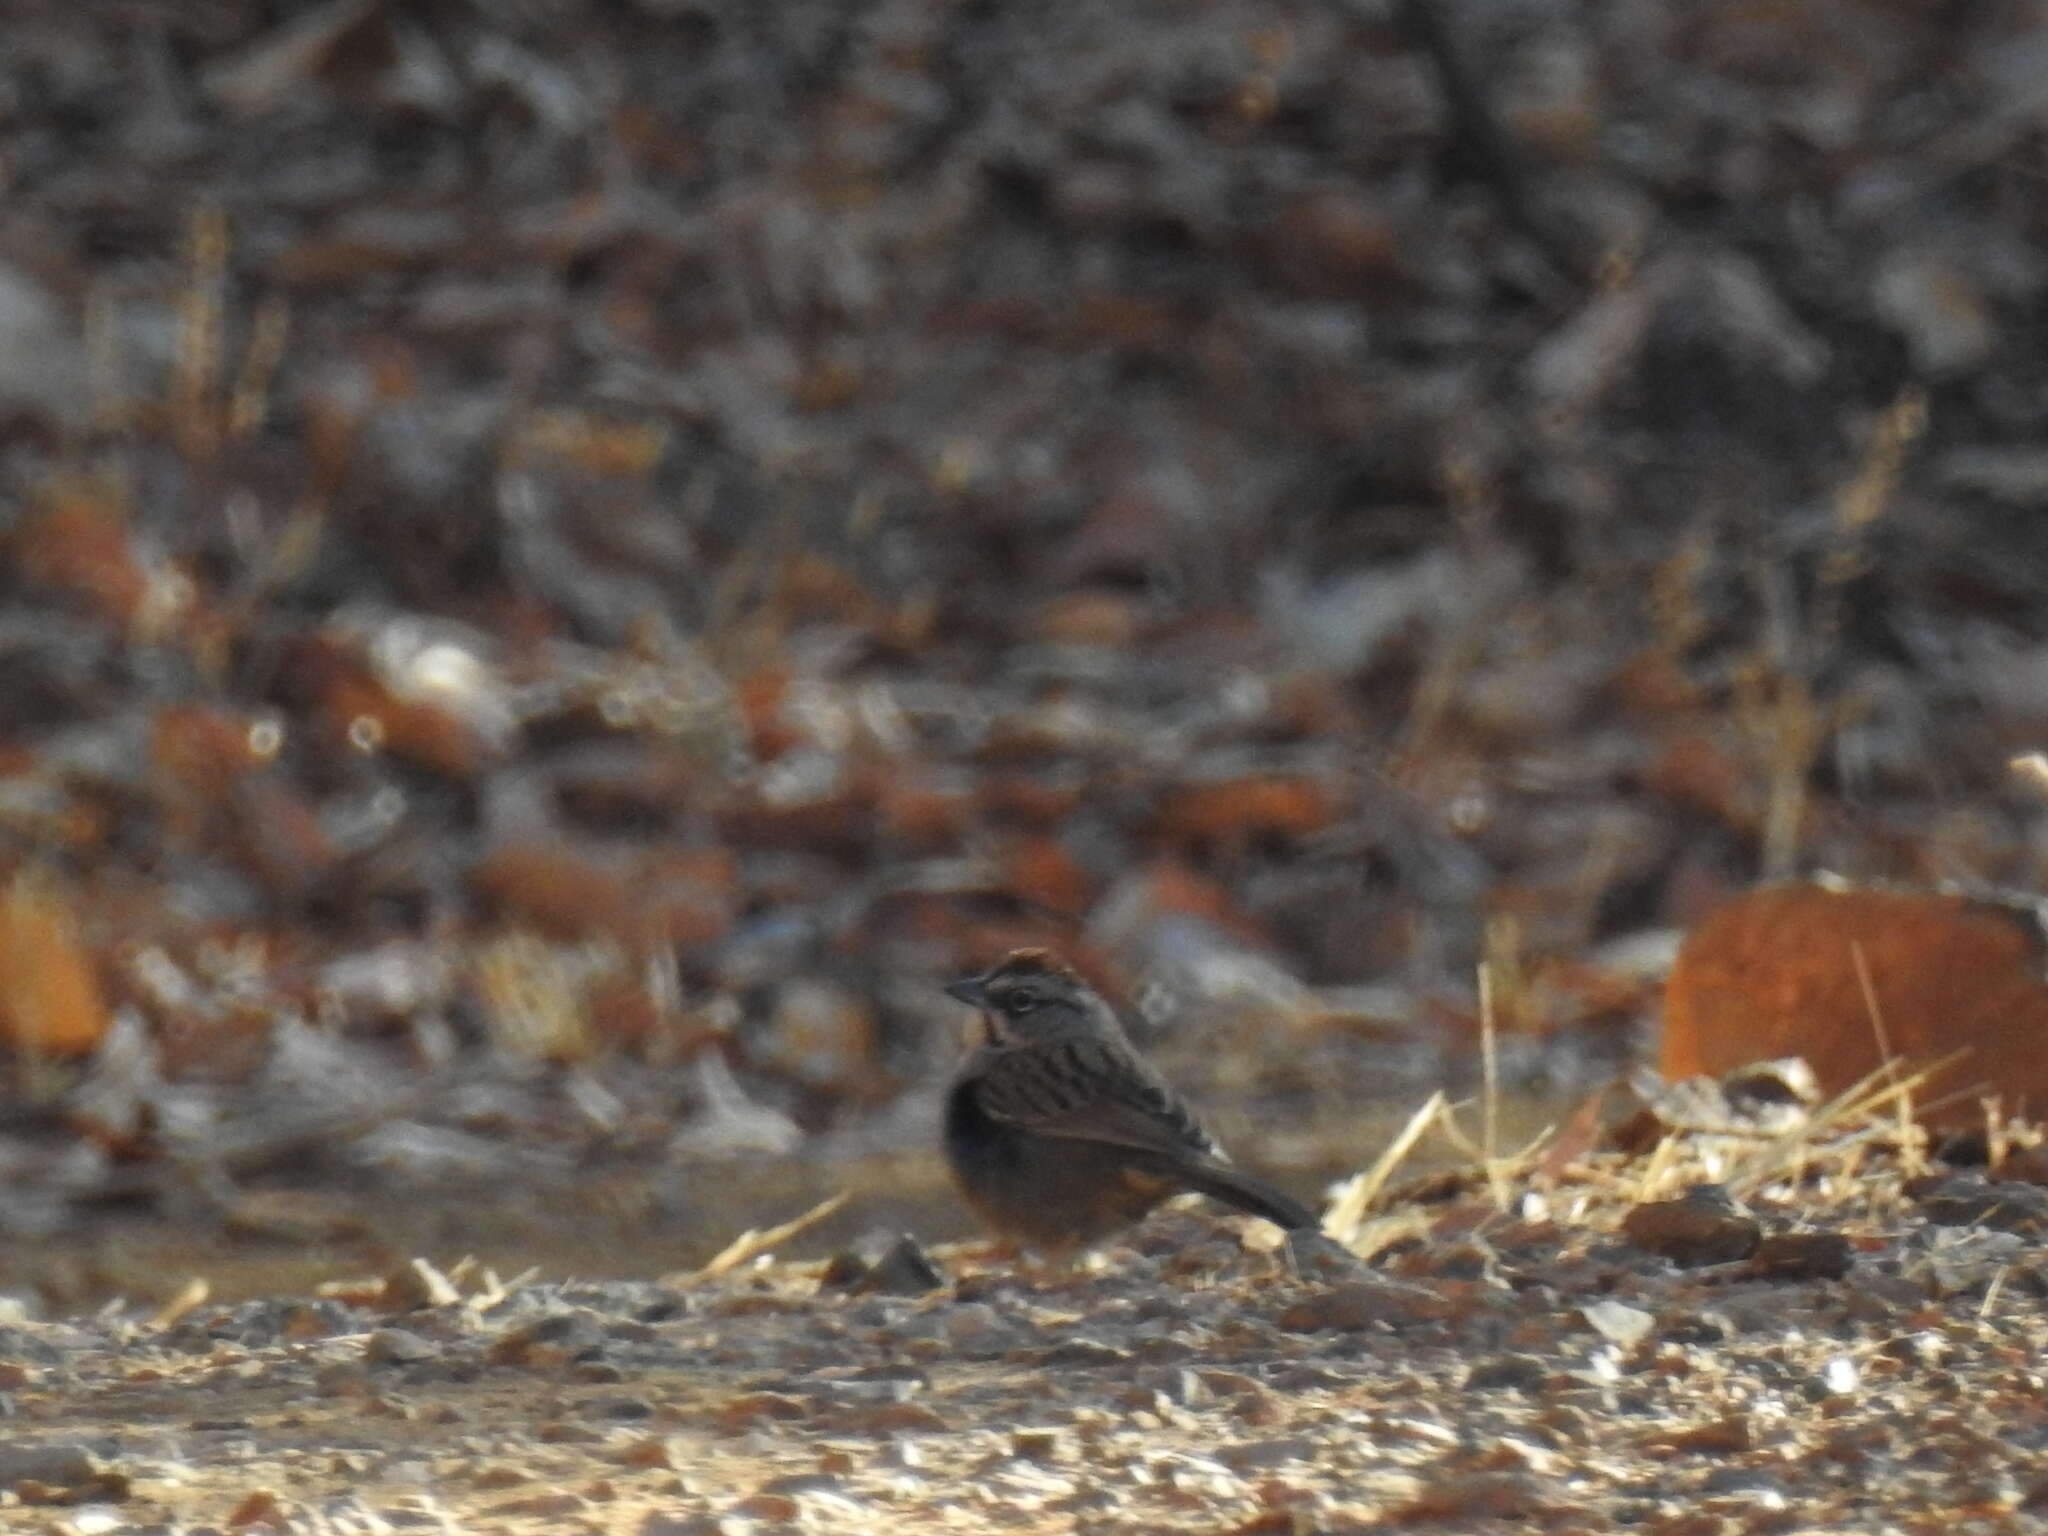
[1003,836,1095,918]
[321,669,491,780]
[878,777,974,849]
[472,841,732,949]
[473,842,638,940]
[1159,775,1342,846]
[1661,884,2048,1125]
[734,666,799,760]
[0,871,111,1057]
[13,478,149,625]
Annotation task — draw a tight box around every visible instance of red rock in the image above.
[472,842,731,951]
[734,666,799,760]
[1003,836,1096,918]
[291,635,495,780]
[1748,1232,1853,1280]
[1662,884,2048,1127]
[1277,1280,1449,1332]
[977,773,1085,825]
[473,842,639,941]
[0,870,111,1057]
[878,776,975,849]
[1647,1413,1755,1456]
[12,476,150,627]
[231,777,342,902]
[1159,775,1343,848]
[1621,1194,1760,1267]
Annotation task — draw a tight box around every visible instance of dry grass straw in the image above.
[1849,936,1924,1172]
[1747,389,1925,880]
[1322,1087,1558,1253]
[1322,1090,1449,1246]
[1326,1046,1980,1257]
[1318,943,1566,1250]
[686,1189,851,1282]
[1479,959,1501,1192]
[1710,1054,1949,1202]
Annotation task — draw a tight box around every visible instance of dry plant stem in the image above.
[174,206,230,462]
[689,1189,850,1282]
[1848,937,1918,1160]
[1631,1131,1682,1203]
[1478,960,1503,1208]
[1722,1057,1953,1198]
[1328,1089,1559,1250]
[229,295,291,439]
[1323,1090,1447,1246]
[408,1257,465,1308]
[144,1277,210,1332]
[1755,389,1924,879]
[1430,1093,1553,1173]
[1759,677,1821,881]
[1980,1265,2012,1320]
[1984,1099,2008,1169]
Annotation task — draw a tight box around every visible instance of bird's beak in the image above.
[945,975,999,1046]
[944,976,991,1008]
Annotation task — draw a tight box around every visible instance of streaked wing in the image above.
[972,1035,1219,1160]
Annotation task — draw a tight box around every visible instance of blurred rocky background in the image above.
[3,0,2048,1305]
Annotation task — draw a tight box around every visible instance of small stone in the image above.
[1466,1354,1552,1393]
[846,1402,949,1434]
[364,1329,438,1366]
[1033,1340,1130,1368]
[1581,1300,1655,1349]
[819,1231,946,1297]
[1649,1412,1753,1455]
[1916,1175,2048,1236]
[1621,1188,1761,1266]
[0,1443,98,1491]
[637,1515,741,1536]
[584,1395,656,1421]
[759,1472,844,1495]
[1011,1430,1066,1462]
[858,1235,946,1296]
[1394,1471,1552,1521]
[492,1492,588,1518]
[1277,1280,1442,1332]
[1218,1438,1314,1470]
[1748,1232,1853,1280]
[729,1492,800,1522]
[716,1393,809,1432]
[226,1489,285,1527]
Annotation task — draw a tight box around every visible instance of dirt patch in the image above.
[6,1148,2045,1533]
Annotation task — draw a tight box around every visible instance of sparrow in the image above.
[942,948,1318,1255]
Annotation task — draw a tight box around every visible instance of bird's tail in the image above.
[1170,1157,1320,1231]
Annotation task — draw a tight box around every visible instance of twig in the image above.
[1478,960,1509,1210]
[1323,1090,1447,1244]
[1849,937,1922,1172]
[687,1190,850,1282]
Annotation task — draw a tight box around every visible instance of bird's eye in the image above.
[998,989,1038,1015]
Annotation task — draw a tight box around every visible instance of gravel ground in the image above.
[5,1143,2047,1535]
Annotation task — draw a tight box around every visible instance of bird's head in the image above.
[943,948,1101,1048]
